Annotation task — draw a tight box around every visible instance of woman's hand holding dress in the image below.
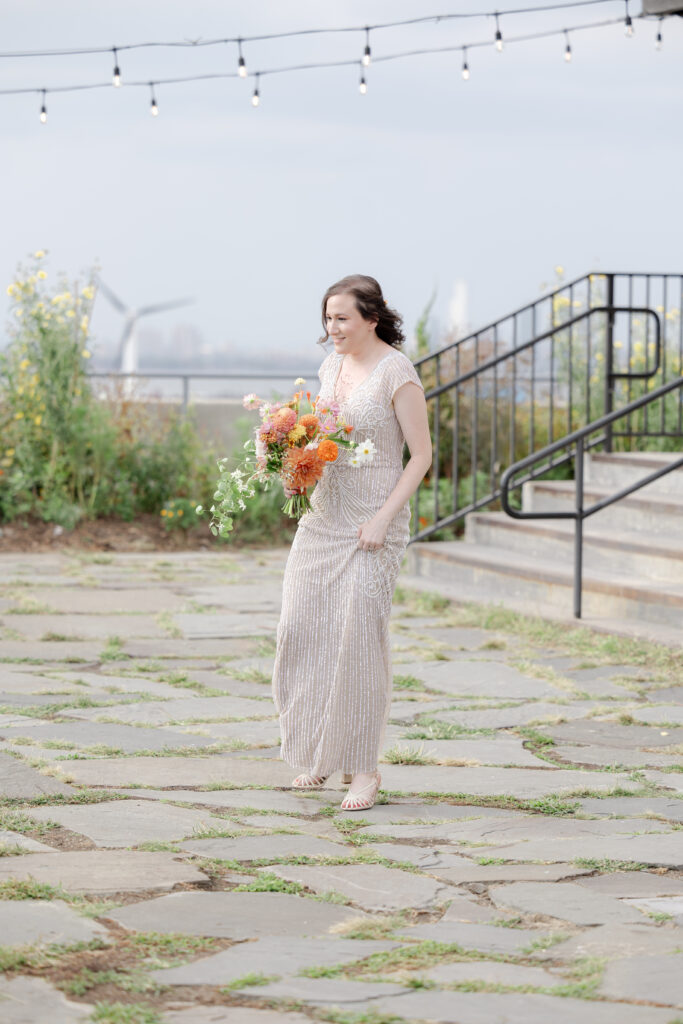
[357,514,390,551]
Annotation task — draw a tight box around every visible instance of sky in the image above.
[3,0,683,373]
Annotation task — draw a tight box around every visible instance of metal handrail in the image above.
[409,301,665,542]
[85,369,315,414]
[500,375,683,618]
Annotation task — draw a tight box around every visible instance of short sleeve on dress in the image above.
[385,353,424,402]
[317,350,336,385]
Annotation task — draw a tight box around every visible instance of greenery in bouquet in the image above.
[197,377,376,537]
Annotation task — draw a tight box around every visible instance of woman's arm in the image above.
[357,381,432,550]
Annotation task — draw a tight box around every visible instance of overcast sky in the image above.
[3,0,683,368]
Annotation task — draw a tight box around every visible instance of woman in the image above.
[271,274,432,811]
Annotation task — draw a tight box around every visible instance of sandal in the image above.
[292,773,328,790]
[340,771,381,812]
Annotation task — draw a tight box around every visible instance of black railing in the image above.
[500,376,683,618]
[411,272,683,542]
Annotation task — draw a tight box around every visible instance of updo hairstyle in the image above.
[318,274,405,348]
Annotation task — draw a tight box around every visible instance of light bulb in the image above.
[495,30,503,52]
[625,16,633,36]
[150,98,158,116]
[252,88,259,107]
[655,26,663,49]
[238,56,247,78]
[462,62,470,80]
[359,76,367,94]
[113,66,121,87]
[362,28,371,67]
[40,104,47,124]
[564,45,572,62]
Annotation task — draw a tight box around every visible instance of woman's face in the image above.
[325,292,377,356]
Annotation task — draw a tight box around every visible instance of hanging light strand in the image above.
[564,29,572,61]
[0,1,627,61]
[462,46,470,80]
[39,88,46,123]
[149,82,158,115]
[624,0,634,36]
[6,14,646,108]
[251,72,260,106]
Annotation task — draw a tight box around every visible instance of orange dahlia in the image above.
[317,439,339,462]
[298,413,319,438]
[283,447,325,493]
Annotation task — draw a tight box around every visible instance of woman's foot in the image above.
[340,771,381,811]
[291,773,328,790]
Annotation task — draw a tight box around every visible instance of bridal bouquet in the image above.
[196,378,376,536]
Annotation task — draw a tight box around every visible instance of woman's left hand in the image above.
[357,515,390,551]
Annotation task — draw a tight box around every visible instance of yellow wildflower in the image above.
[14,411,23,419]
[555,265,564,275]
[81,350,91,359]
[15,308,23,318]
[34,250,45,259]
[177,509,184,516]
[16,386,23,396]
[82,285,94,300]
[160,509,167,516]
[19,359,30,370]
[168,511,174,517]
[80,315,89,331]
[595,352,603,361]
[5,448,15,456]
[633,341,643,353]
[37,270,47,280]
[6,284,13,297]
[34,415,42,426]
[614,341,622,349]
[66,310,75,318]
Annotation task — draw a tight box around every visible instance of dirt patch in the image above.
[0,512,296,555]
[32,826,97,852]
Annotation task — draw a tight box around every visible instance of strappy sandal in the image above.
[291,773,328,790]
[340,771,381,811]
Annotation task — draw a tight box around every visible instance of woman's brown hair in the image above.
[318,274,405,348]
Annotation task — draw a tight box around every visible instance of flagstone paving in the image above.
[0,548,681,1023]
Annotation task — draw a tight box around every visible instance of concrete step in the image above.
[522,478,683,537]
[405,540,683,629]
[398,567,683,649]
[586,451,683,497]
[465,511,683,584]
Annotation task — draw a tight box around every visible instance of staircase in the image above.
[403,270,683,644]
[405,451,683,642]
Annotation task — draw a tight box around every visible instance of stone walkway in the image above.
[0,548,681,1024]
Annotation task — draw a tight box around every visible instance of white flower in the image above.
[305,440,319,450]
[242,392,259,409]
[356,438,376,462]
[238,499,247,511]
[294,377,306,387]
[349,454,362,468]
[195,504,203,514]
[231,468,244,480]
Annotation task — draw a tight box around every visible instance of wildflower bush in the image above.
[0,255,213,534]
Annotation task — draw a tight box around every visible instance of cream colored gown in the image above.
[271,347,424,777]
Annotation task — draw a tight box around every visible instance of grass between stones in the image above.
[221,971,281,991]
[380,790,582,816]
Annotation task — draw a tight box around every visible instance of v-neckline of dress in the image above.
[333,350,396,404]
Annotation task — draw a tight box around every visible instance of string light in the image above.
[624,0,633,37]
[251,73,260,106]
[39,88,46,123]
[237,38,247,78]
[149,83,158,116]
[655,19,663,50]
[564,29,572,61]
[494,13,503,51]
[2,9,656,121]
[359,65,367,94]
[362,27,371,67]
[112,47,121,87]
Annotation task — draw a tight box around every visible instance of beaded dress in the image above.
[271,347,424,776]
